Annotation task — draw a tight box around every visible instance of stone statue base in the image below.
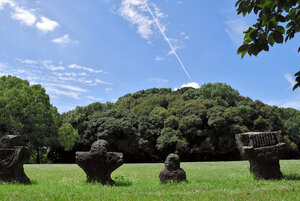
[0,135,31,184]
[76,140,123,185]
[159,153,186,184]
[235,131,285,180]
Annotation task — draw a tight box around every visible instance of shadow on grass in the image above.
[113,175,132,187]
[283,174,300,181]
[0,179,37,185]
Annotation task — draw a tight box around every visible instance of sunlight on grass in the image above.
[0,161,300,200]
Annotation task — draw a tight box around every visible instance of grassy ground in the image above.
[0,160,300,200]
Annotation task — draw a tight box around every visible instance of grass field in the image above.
[0,160,300,200]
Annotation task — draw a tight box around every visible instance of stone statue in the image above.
[235,131,286,180]
[76,140,123,185]
[159,153,187,184]
[0,135,31,184]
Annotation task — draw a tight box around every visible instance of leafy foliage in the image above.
[58,123,79,151]
[0,76,61,163]
[235,0,300,89]
[59,83,300,162]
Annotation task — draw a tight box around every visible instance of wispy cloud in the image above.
[46,87,80,99]
[155,55,164,61]
[42,60,65,71]
[148,77,168,83]
[224,19,248,45]
[68,64,103,73]
[284,73,296,89]
[119,0,191,80]
[0,57,111,100]
[87,96,103,102]
[95,79,113,85]
[52,34,78,44]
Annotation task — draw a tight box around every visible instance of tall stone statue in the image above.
[235,131,286,180]
[76,140,123,185]
[0,135,31,184]
[159,153,187,184]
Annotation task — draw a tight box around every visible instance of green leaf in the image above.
[294,71,300,77]
[250,30,257,40]
[259,0,272,8]
[273,31,283,43]
[237,44,249,54]
[293,83,300,90]
[277,15,285,22]
[275,26,285,34]
[268,33,275,46]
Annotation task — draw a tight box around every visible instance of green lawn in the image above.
[1,160,300,200]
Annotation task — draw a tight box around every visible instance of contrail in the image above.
[142,0,192,81]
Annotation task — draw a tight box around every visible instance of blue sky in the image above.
[0,0,299,113]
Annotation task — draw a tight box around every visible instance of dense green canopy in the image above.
[54,83,300,162]
[1,75,299,163]
[0,76,62,163]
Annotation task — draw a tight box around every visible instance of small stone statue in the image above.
[0,135,31,184]
[235,131,286,180]
[76,140,123,185]
[159,153,187,184]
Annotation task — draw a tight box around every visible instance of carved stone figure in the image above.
[235,131,286,180]
[159,153,186,184]
[0,135,31,184]
[76,140,123,185]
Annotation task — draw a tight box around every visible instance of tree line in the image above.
[1,75,300,163]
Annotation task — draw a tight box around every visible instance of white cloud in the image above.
[11,6,36,26]
[0,0,14,10]
[119,0,191,80]
[181,82,200,88]
[52,34,70,44]
[52,34,78,45]
[174,82,200,91]
[36,16,59,32]
[119,0,158,40]
[68,64,103,73]
[284,73,296,89]
[224,19,248,45]
[45,83,87,93]
[1,0,59,33]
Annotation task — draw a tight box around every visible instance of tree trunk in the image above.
[36,147,40,164]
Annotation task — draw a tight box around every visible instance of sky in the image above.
[0,0,299,113]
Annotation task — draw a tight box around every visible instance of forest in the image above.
[1,75,300,163]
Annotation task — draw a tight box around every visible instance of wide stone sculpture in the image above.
[159,153,187,184]
[0,135,31,184]
[76,140,123,185]
[235,131,285,180]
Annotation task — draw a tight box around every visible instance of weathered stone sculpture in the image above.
[159,153,186,184]
[76,140,123,185]
[0,135,31,184]
[235,131,285,180]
